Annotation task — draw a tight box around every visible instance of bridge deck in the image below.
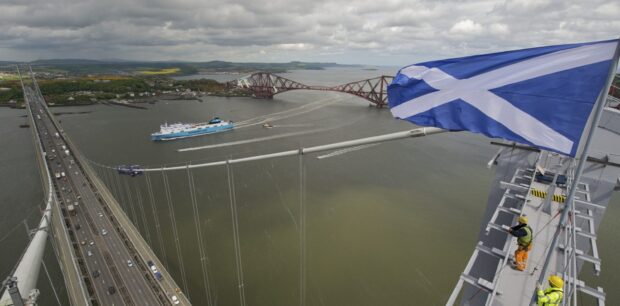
[22,69,189,306]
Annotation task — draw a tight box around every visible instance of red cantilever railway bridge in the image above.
[226,72,394,107]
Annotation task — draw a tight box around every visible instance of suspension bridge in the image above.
[3,66,620,306]
[2,66,189,306]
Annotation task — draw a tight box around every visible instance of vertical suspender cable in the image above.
[187,166,214,306]
[107,168,121,203]
[45,216,66,306]
[112,167,128,213]
[298,153,306,306]
[105,167,117,200]
[226,161,246,306]
[146,172,168,268]
[123,177,140,227]
[42,260,62,306]
[135,185,152,246]
[111,168,123,205]
[102,167,113,198]
[162,171,190,299]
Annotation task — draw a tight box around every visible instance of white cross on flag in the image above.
[388,39,619,157]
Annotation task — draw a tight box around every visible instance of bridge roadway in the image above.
[23,79,188,305]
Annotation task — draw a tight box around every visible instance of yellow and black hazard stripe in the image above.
[530,188,566,203]
[553,194,566,203]
[531,189,547,198]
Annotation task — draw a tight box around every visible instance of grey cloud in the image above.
[0,0,617,66]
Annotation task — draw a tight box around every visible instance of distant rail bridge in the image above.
[227,72,394,107]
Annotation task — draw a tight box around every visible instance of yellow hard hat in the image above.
[518,216,528,224]
[549,275,564,288]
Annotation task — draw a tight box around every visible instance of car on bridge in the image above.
[147,260,163,280]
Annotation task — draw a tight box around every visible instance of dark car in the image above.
[75,223,81,230]
[108,286,116,295]
[93,270,100,278]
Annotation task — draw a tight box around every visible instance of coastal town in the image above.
[0,73,249,108]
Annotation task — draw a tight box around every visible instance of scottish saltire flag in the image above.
[388,39,619,157]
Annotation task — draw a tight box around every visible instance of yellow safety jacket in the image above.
[537,287,563,306]
[517,225,532,246]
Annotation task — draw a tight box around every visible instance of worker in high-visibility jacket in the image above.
[509,216,532,271]
[537,275,564,306]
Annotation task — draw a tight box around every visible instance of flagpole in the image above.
[536,38,620,291]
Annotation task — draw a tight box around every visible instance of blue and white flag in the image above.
[388,39,619,157]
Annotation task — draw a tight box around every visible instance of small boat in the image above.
[151,117,234,141]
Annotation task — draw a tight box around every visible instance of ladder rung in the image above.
[500,181,529,193]
[575,199,606,210]
[486,222,510,233]
[565,277,605,301]
[477,278,495,291]
[497,206,521,216]
[565,225,597,240]
[475,244,507,260]
[577,231,597,240]
[558,244,601,265]
[577,253,602,266]
[460,274,490,292]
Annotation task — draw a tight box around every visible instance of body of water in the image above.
[2,67,618,305]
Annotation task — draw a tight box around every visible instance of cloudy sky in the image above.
[1,0,618,66]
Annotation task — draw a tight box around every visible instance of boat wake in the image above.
[235,96,343,129]
[178,129,330,152]
[178,117,361,152]
[270,124,316,128]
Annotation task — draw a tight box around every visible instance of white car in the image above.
[101,229,108,236]
[87,250,93,257]
[98,212,103,218]
[171,295,179,305]
[89,240,94,246]
[127,260,133,267]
